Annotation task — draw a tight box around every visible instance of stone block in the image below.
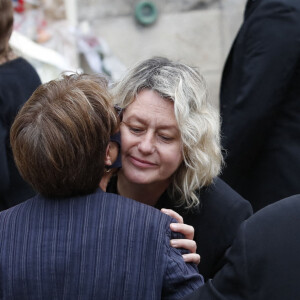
[91,9,222,71]
[78,0,221,19]
[78,0,246,110]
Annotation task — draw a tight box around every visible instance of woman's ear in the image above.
[100,142,119,191]
[104,141,119,167]
[104,143,113,167]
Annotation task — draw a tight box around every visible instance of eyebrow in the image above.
[124,114,179,131]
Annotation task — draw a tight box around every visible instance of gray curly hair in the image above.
[111,57,223,208]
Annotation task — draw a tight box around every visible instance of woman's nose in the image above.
[137,132,155,154]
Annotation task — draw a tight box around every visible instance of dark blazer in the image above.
[183,194,300,300]
[0,57,41,210]
[108,177,253,281]
[220,0,300,211]
[181,178,252,280]
[0,189,202,299]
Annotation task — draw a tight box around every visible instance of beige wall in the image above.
[78,0,247,108]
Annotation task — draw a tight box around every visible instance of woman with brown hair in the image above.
[0,73,202,299]
[0,0,41,210]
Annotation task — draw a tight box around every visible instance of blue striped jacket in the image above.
[0,189,202,299]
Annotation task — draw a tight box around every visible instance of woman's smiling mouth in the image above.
[129,156,157,168]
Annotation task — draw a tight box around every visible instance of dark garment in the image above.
[0,189,202,299]
[183,194,300,300]
[0,57,41,210]
[220,0,300,211]
[107,176,253,281]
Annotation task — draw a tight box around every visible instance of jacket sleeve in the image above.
[221,1,300,169]
[161,225,204,300]
[182,222,249,300]
[211,194,252,276]
[193,178,252,279]
[207,221,249,300]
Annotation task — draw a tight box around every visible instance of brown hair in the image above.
[10,73,117,198]
[0,0,14,58]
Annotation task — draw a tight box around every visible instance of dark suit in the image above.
[184,194,300,300]
[0,189,202,299]
[220,0,300,211]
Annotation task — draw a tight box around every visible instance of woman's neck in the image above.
[0,50,17,65]
[117,170,169,207]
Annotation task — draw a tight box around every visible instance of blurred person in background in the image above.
[0,0,41,210]
[184,194,300,300]
[220,0,300,211]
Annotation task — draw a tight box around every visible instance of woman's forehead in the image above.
[133,89,172,107]
[129,89,173,110]
[124,90,178,129]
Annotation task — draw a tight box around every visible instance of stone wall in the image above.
[78,0,247,107]
[79,0,219,18]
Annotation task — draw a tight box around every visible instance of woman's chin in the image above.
[127,174,153,185]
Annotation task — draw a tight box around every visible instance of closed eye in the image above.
[129,127,144,134]
[159,135,174,142]
[122,121,145,135]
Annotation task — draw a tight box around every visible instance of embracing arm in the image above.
[161,208,200,265]
[182,222,249,300]
[162,226,204,300]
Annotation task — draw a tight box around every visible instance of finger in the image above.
[170,239,197,254]
[170,223,195,240]
[161,208,183,223]
[182,253,201,265]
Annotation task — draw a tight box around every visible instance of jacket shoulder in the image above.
[200,177,253,214]
[104,191,175,233]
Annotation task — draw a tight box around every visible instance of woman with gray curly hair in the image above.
[107,57,253,280]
